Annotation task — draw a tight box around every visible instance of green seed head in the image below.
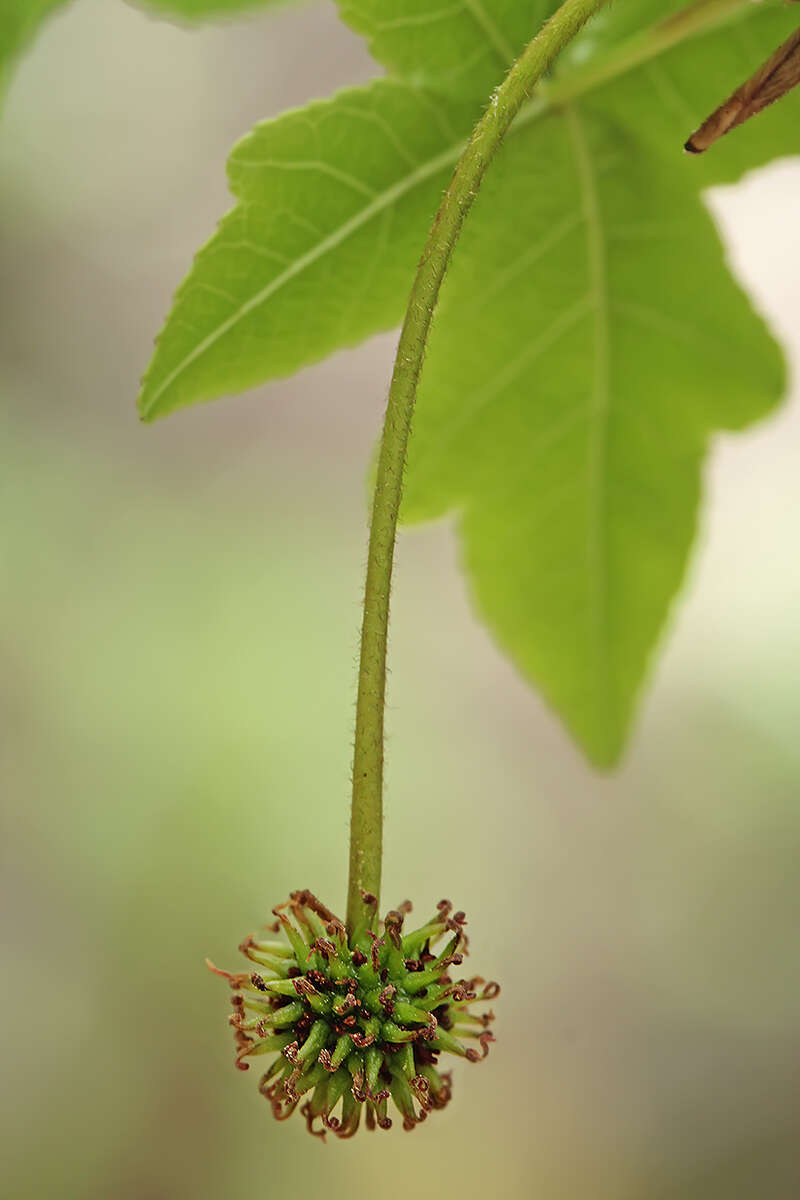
[208,890,498,1138]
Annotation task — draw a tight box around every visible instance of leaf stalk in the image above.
[346,0,613,933]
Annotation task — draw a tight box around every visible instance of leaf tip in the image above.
[136,381,160,425]
[564,705,631,772]
[581,737,626,772]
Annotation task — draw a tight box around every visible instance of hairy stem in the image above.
[346,0,612,934]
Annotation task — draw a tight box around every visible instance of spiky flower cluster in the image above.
[208,889,498,1138]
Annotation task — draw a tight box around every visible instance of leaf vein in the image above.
[230,158,378,200]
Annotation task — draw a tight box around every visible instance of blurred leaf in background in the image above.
[0,0,71,88]
[0,0,297,95]
[136,0,297,16]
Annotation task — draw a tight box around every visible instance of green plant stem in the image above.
[346,0,612,935]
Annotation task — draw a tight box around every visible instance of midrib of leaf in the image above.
[461,0,515,66]
[139,0,758,418]
[565,101,614,727]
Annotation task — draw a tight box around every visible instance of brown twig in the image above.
[686,17,800,152]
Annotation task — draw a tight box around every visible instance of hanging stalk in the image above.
[346,0,614,934]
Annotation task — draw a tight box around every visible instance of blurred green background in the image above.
[2,3,800,1197]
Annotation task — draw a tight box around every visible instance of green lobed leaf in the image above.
[138,80,477,420]
[140,0,799,763]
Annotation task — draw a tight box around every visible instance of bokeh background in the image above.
[2,3,799,1197]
